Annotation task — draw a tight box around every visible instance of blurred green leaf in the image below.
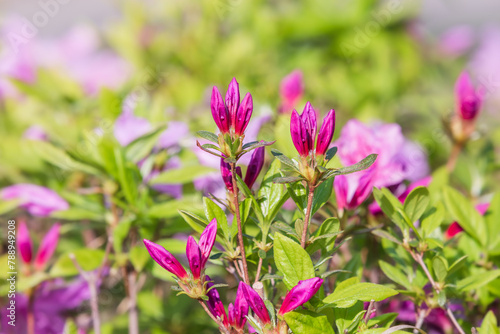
[403,186,429,223]
[284,310,334,334]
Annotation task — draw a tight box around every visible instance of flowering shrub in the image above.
[1,2,500,334]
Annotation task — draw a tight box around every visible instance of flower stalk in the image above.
[300,185,316,248]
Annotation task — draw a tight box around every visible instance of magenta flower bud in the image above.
[278,277,323,316]
[455,71,483,120]
[240,282,271,324]
[206,275,228,326]
[290,110,309,156]
[244,146,265,189]
[220,159,242,192]
[335,172,373,211]
[34,223,60,270]
[234,92,253,136]
[199,219,217,269]
[334,175,348,212]
[301,102,317,151]
[143,239,188,280]
[228,282,249,329]
[279,70,304,113]
[226,78,241,127]
[186,236,202,280]
[316,109,335,156]
[18,221,33,264]
[211,86,230,133]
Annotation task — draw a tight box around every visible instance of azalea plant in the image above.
[1,1,500,334]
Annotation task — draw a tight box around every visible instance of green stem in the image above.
[300,185,316,248]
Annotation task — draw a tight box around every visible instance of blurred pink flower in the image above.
[1,184,68,216]
[279,70,304,113]
[23,125,48,141]
[438,26,474,57]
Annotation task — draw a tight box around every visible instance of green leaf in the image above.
[323,282,398,308]
[334,301,363,333]
[149,198,201,219]
[113,219,133,254]
[308,218,340,254]
[232,198,252,238]
[273,176,302,184]
[273,233,315,289]
[325,146,338,161]
[330,154,377,177]
[456,269,500,292]
[443,187,486,246]
[114,147,140,205]
[0,199,20,215]
[379,261,410,289]
[50,208,103,221]
[284,310,334,334]
[420,204,445,237]
[271,148,299,170]
[235,174,265,224]
[130,245,150,272]
[50,249,105,277]
[479,311,500,334]
[373,188,416,236]
[150,165,216,184]
[432,256,448,282]
[203,197,230,242]
[125,126,166,163]
[286,182,307,212]
[403,186,429,223]
[196,130,219,144]
[486,193,500,253]
[311,179,333,215]
[259,160,288,221]
[179,210,209,234]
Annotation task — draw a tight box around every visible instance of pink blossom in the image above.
[1,184,69,217]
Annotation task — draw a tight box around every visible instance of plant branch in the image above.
[446,141,463,172]
[254,257,263,284]
[411,251,465,334]
[230,162,250,285]
[301,185,316,248]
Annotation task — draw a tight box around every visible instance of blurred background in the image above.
[1,0,500,333]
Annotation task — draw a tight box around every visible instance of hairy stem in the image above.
[412,252,465,334]
[301,185,316,248]
[254,257,263,284]
[230,163,250,285]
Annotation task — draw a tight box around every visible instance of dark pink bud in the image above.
[316,109,335,155]
[186,236,202,280]
[445,222,464,239]
[350,171,373,209]
[301,102,317,152]
[278,277,323,316]
[234,92,253,136]
[334,175,348,212]
[226,78,240,127]
[240,282,270,324]
[211,86,230,133]
[143,239,188,280]
[199,219,217,269]
[18,221,33,264]
[220,159,242,192]
[206,275,229,326]
[290,110,308,156]
[244,146,265,189]
[229,282,249,329]
[455,71,483,120]
[34,223,60,270]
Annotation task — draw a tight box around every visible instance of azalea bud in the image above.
[229,282,249,329]
[34,223,60,270]
[290,110,308,157]
[240,282,271,324]
[143,239,188,280]
[455,71,483,120]
[278,277,323,316]
[206,275,229,326]
[220,159,242,192]
[226,78,240,127]
[186,236,202,280]
[301,102,317,152]
[234,92,253,136]
[18,221,33,264]
[211,86,230,133]
[244,146,265,189]
[198,219,217,269]
[316,109,335,156]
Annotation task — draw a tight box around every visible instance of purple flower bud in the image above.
[18,221,33,264]
[206,275,228,326]
[186,236,202,280]
[301,102,317,152]
[455,71,483,120]
[143,239,188,280]
[316,109,335,156]
[199,219,217,269]
[234,92,253,136]
[240,282,271,324]
[226,78,240,127]
[278,277,323,316]
[211,86,230,133]
[290,110,308,156]
[34,223,60,270]
[244,146,265,189]
[229,282,249,329]
[220,159,242,192]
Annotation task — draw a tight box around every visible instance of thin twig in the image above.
[364,300,375,325]
[254,257,263,284]
[414,308,427,333]
[446,142,463,172]
[411,251,466,334]
[230,163,250,284]
[233,259,244,280]
[69,254,101,334]
[301,185,316,248]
